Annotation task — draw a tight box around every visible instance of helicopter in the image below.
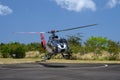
[15,24,97,61]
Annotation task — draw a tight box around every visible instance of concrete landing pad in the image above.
[0,63,120,80]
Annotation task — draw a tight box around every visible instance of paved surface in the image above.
[0,63,120,80]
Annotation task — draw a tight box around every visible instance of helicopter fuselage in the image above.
[42,37,72,60]
[47,37,69,54]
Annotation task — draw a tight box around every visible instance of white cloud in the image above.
[0,3,13,16]
[53,0,96,12]
[107,0,120,8]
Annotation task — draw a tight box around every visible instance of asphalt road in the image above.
[0,63,120,80]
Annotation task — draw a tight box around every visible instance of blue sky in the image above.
[0,0,120,43]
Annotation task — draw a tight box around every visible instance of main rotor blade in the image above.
[56,24,97,32]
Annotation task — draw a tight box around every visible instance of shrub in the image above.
[84,36,109,53]
[0,44,10,58]
[10,46,26,58]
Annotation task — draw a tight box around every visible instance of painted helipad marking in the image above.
[59,64,109,70]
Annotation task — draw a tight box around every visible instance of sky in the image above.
[0,0,120,44]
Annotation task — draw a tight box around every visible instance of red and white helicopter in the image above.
[15,24,97,61]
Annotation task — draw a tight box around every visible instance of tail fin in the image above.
[40,33,46,51]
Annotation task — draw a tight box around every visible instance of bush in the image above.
[10,46,26,58]
[0,42,26,58]
[84,36,109,53]
[0,44,10,58]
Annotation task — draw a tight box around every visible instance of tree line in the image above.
[67,34,120,60]
[0,35,120,60]
[0,42,43,58]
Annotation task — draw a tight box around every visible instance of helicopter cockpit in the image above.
[47,34,68,50]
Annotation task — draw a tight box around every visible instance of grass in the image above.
[0,51,120,64]
[0,58,40,64]
[0,58,120,64]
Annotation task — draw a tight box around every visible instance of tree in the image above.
[8,42,26,58]
[67,33,82,46]
[107,40,120,60]
[0,42,26,58]
[26,42,44,53]
[10,46,26,58]
[84,36,109,54]
[0,43,10,58]
[67,33,83,53]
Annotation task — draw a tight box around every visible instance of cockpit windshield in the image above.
[53,38,67,44]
